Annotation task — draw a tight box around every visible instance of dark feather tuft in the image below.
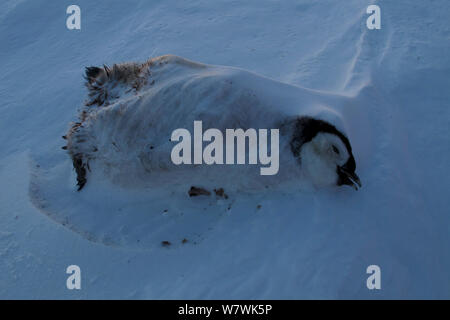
[84,66,102,84]
[103,64,111,78]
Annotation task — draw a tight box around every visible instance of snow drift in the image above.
[64,54,361,192]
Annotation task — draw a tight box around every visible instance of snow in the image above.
[1,0,449,299]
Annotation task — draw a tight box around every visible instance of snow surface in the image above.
[1,0,450,299]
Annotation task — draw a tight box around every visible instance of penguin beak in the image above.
[338,166,362,190]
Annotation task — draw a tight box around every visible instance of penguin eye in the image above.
[332,145,340,155]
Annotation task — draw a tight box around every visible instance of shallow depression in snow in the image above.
[28,157,237,249]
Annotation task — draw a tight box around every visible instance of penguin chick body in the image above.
[65,55,361,191]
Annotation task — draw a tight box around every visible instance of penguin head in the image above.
[290,117,361,190]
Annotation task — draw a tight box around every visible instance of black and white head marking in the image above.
[290,116,361,190]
